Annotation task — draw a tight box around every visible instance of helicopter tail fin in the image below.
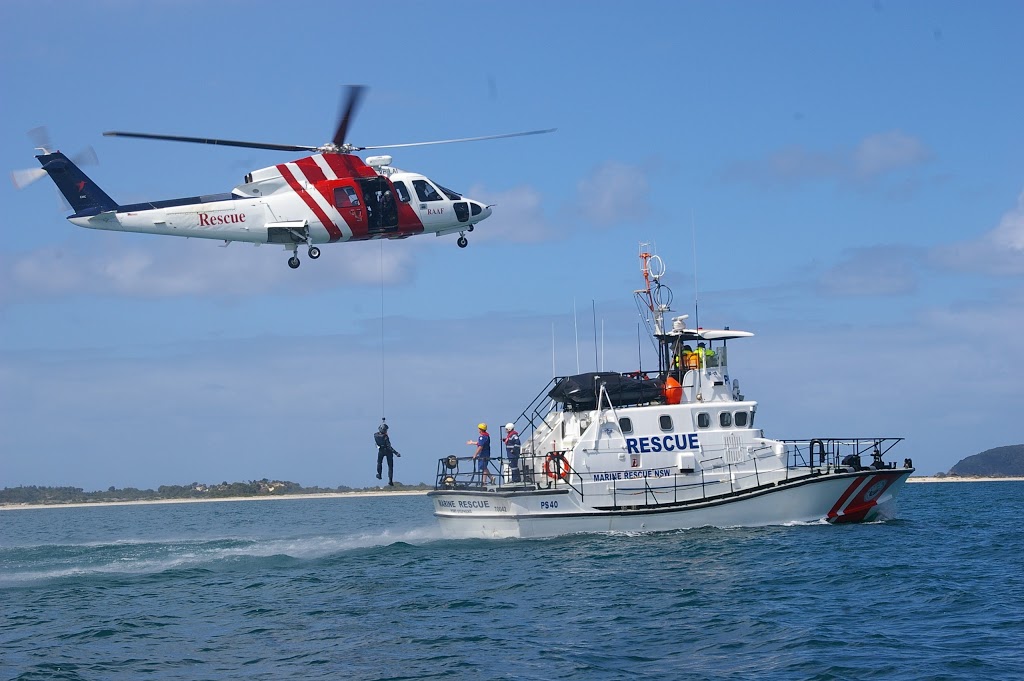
[35,151,118,215]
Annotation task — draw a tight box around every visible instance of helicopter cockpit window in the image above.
[334,186,360,209]
[436,184,462,201]
[392,181,411,203]
[413,179,443,202]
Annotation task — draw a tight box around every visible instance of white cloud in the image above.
[817,245,920,297]
[4,294,1023,488]
[0,234,417,301]
[574,160,652,227]
[723,130,932,192]
[852,131,932,179]
[930,189,1024,276]
[465,184,552,242]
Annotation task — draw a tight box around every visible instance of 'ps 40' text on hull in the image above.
[428,248,913,539]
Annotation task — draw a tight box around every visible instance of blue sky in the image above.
[2,0,1022,489]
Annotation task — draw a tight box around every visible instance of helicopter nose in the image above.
[470,201,492,221]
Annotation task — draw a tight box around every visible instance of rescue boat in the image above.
[428,248,914,539]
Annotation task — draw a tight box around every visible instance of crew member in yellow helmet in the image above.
[466,423,494,486]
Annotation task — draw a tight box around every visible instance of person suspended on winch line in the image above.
[374,418,401,486]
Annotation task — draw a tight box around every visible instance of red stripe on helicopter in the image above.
[277,163,343,242]
[296,157,369,239]
[322,153,378,178]
[294,156,327,184]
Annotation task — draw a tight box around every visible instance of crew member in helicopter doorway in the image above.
[374,419,401,486]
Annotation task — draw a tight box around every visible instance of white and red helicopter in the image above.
[16,86,554,268]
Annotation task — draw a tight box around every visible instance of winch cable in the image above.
[379,240,386,421]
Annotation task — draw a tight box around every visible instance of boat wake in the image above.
[0,525,445,585]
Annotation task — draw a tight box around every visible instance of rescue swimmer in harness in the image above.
[374,419,401,486]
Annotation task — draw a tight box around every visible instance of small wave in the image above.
[0,524,444,585]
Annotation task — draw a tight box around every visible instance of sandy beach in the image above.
[0,489,430,511]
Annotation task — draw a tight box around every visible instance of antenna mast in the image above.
[691,214,700,331]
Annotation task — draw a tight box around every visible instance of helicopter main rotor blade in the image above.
[103,131,317,153]
[357,128,557,151]
[332,85,367,148]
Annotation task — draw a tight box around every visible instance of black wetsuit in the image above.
[376,432,397,483]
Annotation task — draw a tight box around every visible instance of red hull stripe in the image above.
[827,476,870,519]
[277,163,343,242]
[836,476,895,523]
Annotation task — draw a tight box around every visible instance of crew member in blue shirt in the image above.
[467,423,494,486]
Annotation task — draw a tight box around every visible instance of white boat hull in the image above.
[428,469,912,539]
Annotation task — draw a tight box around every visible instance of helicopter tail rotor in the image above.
[12,126,98,190]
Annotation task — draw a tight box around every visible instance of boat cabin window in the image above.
[659,415,673,431]
[697,413,711,429]
[333,186,360,208]
[619,417,633,434]
[392,180,411,203]
[720,412,732,427]
[735,411,749,427]
[413,179,443,202]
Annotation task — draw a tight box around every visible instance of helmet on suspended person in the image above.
[478,423,487,431]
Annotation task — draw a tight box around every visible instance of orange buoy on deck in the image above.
[663,376,682,404]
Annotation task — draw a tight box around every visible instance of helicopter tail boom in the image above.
[36,151,118,216]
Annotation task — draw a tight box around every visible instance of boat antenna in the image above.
[691,212,700,331]
[592,299,599,372]
[551,322,556,377]
[573,299,580,374]
[637,323,642,374]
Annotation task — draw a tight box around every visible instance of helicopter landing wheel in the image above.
[308,246,321,259]
[288,256,301,269]
[457,236,468,248]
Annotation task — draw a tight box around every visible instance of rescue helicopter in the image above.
[14,86,554,269]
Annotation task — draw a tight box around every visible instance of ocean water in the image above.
[2,483,1023,681]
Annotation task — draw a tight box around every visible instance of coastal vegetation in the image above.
[944,444,1024,477]
[0,479,430,506]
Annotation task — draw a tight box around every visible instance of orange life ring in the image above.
[544,452,570,480]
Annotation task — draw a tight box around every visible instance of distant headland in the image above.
[943,444,1024,477]
[0,479,430,508]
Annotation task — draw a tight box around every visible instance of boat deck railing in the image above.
[433,450,584,495]
[780,437,906,473]
[433,438,910,507]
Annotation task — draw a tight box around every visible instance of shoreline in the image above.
[3,476,1021,511]
[906,476,1024,483]
[0,489,430,511]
